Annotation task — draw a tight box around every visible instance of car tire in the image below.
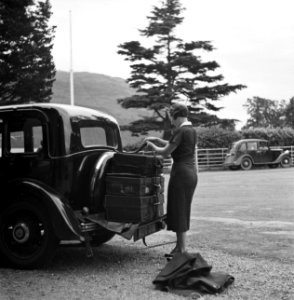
[0,200,58,269]
[240,157,252,170]
[280,156,291,168]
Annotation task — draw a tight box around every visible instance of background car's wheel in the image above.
[89,228,115,246]
[280,156,291,168]
[241,157,252,170]
[0,200,58,269]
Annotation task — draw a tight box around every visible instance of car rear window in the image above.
[79,123,119,149]
[80,126,107,147]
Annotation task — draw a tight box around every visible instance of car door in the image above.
[255,141,271,163]
[246,141,258,162]
[0,109,52,184]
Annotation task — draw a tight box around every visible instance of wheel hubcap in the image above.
[12,222,30,244]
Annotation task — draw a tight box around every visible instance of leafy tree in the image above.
[284,97,294,128]
[243,96,293,129]
[0,0,56,105]
[117,0,246,137]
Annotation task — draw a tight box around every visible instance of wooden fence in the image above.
[164,145,294,171]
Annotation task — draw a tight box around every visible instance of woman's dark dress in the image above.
[167,125,198,232]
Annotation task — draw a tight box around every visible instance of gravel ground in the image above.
[1,167,293,300]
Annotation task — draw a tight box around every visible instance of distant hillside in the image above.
[51,71,149,126]
[51,71,154,146]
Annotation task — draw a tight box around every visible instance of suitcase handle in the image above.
[154,183,161,189]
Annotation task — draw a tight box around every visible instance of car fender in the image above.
[272,151,291,164]
[90,151,116,209]
[4,179,84,242]
[234,154,253,166]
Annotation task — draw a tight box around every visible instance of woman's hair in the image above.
[170,103,189,119]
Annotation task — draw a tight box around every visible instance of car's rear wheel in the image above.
[280,156,291,168]
[240,157,252,170]
[0,201,58,269]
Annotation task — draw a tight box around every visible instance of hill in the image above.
[51,71,154,146]
[51,71,151,126]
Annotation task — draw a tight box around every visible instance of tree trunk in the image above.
[162,111,172,140]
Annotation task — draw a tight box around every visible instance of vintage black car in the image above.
[0,103,165,268]
[223,139,292,170]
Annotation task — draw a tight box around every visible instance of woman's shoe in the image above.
[164,253,174,258]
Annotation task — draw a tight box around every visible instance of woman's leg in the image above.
[176,231,186,253]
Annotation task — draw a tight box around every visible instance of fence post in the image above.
[195,145,199,173]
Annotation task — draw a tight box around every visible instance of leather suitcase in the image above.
[105,194,164,223]
[105,174,164,196]
[109,152,164,176]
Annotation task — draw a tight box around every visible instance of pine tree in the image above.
[0,0,56,104]
[118,0,246,137]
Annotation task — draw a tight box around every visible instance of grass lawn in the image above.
[191,167,294,262]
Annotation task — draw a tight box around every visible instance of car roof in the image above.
[0,103,119,126]
[235,139,268,144]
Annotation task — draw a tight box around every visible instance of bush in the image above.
[197,127,242,148]
[240,127,294,146]
[122,127,294,150]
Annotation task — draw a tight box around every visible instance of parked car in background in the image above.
[0,104,165,269]
[223,139,292,170]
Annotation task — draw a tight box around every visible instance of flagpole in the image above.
[69,10,74,106]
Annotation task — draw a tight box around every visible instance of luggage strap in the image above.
[142,237,176,249]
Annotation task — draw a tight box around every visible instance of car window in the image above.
[247,142,257,151]
[8,118,44,154]
[259,141,268,150]
[239,143,246,152]
[80,126,107,147]
[10,130,25,153]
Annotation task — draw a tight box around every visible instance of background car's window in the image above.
[80,127,107,147]
[259,141,268,150]
[247,142,257,151]
[239,143,246,152]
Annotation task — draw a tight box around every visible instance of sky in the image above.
[49,0,294,129]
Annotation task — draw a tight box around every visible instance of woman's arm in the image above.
[146,141,177,157]
[144,137,168,146]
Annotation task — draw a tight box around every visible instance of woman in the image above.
[144,103,198,256]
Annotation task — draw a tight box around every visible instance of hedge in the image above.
[123,127,294,151]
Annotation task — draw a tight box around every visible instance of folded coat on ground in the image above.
[153,252,234,296]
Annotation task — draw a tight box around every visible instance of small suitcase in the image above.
[105,194,164,223]
[109,152,163,176]
[105,174,164,196]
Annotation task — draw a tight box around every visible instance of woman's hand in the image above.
[146,140,155,150]
[143,137,156,143]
